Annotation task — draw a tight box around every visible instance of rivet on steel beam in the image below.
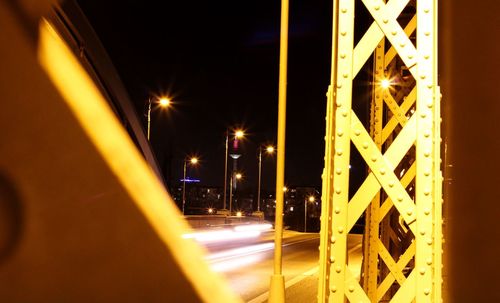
[424,55,430,60]
[424,288,430,295]
[343,73,348,78]
[374,5,380,10]
[341,8,347,13]
[335,187,342,194]
[424,150,431,157]
[426,258,433,265]
[391,30,397,36]
[330,256,335,263]
[348,285,354,292]
[363,142,369,149]
[331,285,337,293]
[335,266,342,273]
[336,168,342,175]
[420,113,427,118]
[337,129,344,137]
[338,226,344,234]
[408,54,414,59]
[371,155,377,162]
[420,74,426,79]
[427,84,433,89]
[419,267,426,275]
[397,196,403,202]
[400,42,406,48]
[340,53,346,59]
[383,19,389,24]
[425,32,430,36]
[420,229,426,235]
[336,100,342,107]
[427,238,433,245]
[424,8,430,13]
[424,130,430,138]
[334,207,341,214]
[388,180,395,188]
[424,208,431,215]
[337,83,343,89]
[407,210,413,216]
[331,236,336,243]
[342,110,348,117]
[336,149,343,156]
[380,168,386,175]
[354,129,361,136]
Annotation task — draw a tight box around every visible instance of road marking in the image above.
[247,242,363,303]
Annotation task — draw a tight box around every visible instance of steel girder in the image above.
[318,0,442,302]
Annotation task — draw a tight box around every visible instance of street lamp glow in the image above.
[236,211,243,217]
[235,173,242,180]
[308,195,315,203]
[380,79,391,89]
[159,97,171,107]
[266,146,275,153]
[190,157,199,164]
[235,130,244,139]
[283,186,288,192]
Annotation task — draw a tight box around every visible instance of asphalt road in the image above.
[201,230,362,302]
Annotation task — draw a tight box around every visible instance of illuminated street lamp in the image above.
[223,129,245,212]
[380,78,391,89]
[257,145,275,212]
[182,156,198,215]
[304,195,315,232]
[147,96,171,141]
[229,171,242,214]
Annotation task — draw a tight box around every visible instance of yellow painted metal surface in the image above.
[0,2,242,301]
[319,0,442,302]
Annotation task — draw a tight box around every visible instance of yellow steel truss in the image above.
[318,0,442,302]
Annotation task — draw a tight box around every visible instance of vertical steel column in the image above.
[318,0,441,302]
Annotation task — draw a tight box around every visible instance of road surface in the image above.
[197,229,362,302]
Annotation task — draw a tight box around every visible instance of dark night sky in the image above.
[76,1,333,193]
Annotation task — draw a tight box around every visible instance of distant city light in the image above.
[180,178,200,183]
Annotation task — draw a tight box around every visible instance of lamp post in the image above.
[229,172,242,214]
[182,157,198,215]
[305,195,315,232]
[257,145,275,212]
[223,129,244,211]
[269,0,289,300]
[147,97,170,141]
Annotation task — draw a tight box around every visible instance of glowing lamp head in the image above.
[159,97,171,107]
[308,196,315,203]
[235,130,244,139]
[208,208,214,214]
[283,186,288,192]
[235,173,242,180]
[266,146,275,153]
[236,211,242,217]
[380,79,391,89]
[189,157,198,164]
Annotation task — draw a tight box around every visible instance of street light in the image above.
[223,129,245,212]
[305,195,315,232]
[182,156,198,215]
[380,78,391,89]
[147,96,171,141]
[229,171,242,214]
[257,145,275,212]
